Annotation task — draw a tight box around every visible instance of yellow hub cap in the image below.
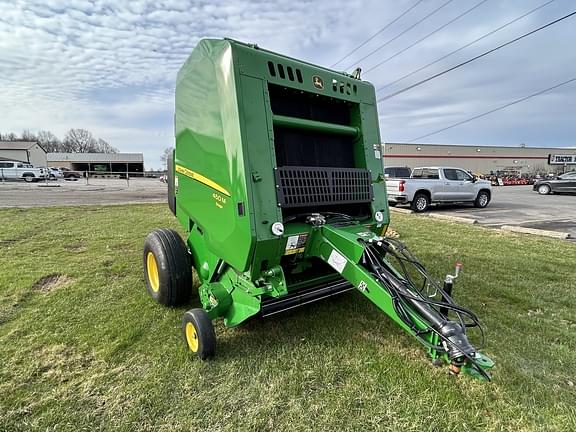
[185,322,199,352]
[146,252,160,293]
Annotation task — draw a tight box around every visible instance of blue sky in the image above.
[1,0,575,169]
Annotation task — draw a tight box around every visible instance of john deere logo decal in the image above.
[312,75,324,90]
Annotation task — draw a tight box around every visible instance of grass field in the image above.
[0,204,575,431]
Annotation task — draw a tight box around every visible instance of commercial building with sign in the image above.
[383,143,576,175]
[47,152,144,175]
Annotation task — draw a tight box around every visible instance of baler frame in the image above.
[142,38,494,380]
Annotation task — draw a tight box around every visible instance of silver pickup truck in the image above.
[385,166,492,212]
[0,160,48,182]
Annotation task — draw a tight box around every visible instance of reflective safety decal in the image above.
[357,231,374,238]
[175,164,231,197]
[327,249,347,274]
[285,233,308,255]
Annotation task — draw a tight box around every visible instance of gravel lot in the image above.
[0,178,167,207]
[429,185,576,238]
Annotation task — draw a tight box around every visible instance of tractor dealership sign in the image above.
[549,154,576,165]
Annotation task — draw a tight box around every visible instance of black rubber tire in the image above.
[143,228,192,306]
[23,174,34,183]
[182,308,216,360]
[474,190,491,208]
[537,184,551,195]
[411,193,430,213]
[388,202,398,207]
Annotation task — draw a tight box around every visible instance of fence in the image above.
[1,170,166,187]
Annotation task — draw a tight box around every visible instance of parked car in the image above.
[385,166,492,212]
[384,166,412,179]
[59,167,82,180]
[533,171,576,195]
[0,160,47,182]
[48,167,63,179]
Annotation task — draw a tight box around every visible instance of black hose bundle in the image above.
[361,238,490,380]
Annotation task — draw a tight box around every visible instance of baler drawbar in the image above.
[142,38,494,380]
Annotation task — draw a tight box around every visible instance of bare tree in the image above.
[3,128,120,154]
[21,129,37,142]
[160,147,173,169]
[96,138,119,154]
[37,130,62,152]
[63,128,98,152]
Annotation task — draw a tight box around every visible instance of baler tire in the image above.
[182,308,216,360]
[143,228,192,306]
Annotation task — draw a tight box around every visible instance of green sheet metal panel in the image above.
[175,39,254,272]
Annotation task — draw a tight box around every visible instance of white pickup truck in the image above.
[385,166,492,212]
[0,160,48,182]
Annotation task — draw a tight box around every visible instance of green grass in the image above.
[0,204,575,431]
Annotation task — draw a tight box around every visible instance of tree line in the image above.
[0,129,119,153]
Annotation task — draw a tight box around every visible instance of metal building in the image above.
[47,152,144,176]
[0,141,47,166]
[383,143,576,175]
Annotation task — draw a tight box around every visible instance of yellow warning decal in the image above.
[285,247,306,255]
[284,234,308,256]
[175,165,231,197]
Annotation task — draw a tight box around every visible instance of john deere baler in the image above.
[143,38,494,380]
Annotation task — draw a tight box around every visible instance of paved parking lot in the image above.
[430,185,576,238]
[0,178,167,207]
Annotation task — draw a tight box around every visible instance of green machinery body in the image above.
[168,38,493,379]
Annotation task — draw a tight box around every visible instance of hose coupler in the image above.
[438,321,475,361]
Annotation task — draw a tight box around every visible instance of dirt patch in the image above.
[33,274,74,293]
[65,244,88,253]
[0,230,35,246]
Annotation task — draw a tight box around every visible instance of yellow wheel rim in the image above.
[185,322,199,352]
[146,252,160,293]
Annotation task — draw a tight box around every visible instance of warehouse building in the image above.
[0,141,47,166]
[47,153,144,176]
[383,143,576,175]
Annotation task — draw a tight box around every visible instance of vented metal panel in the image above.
[274,166,373,208]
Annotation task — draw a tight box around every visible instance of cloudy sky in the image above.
[1,0,575,168]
